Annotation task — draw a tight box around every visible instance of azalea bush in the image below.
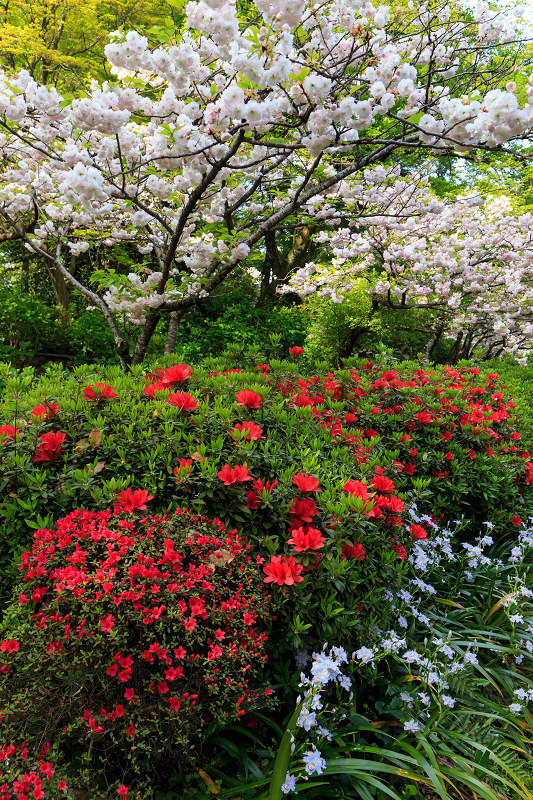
[1,355,532,638]
[0,742,74,800]
[205,511,533,800]
[0,508,271,797]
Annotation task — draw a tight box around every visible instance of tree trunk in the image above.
[21,258,30,293]
[338,325,370,365]
[256,230,282,308]
[449,332,463,365]
[284,225,314,276]
[132,311,162,366]
[164,309,186,355]
[424,319,445,362]
[46,261,70,309]
[255,226,314,307]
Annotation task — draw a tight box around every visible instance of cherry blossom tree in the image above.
[0,0,532,368]
[285,170,533,363]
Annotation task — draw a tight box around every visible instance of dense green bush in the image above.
[0,508,271,797]
[173,296,309,362]
[0,290,71,362]
[1,356,532,636]
[209,513,533,800]
[303,284,439,364]
[1,356,533,799]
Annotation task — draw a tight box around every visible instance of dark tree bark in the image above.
[449,332,463,365]
[255,225,314,307]
[424,319,445,361]
[132,311,161,366]
[164,309,186,355]
[338,325,370,365]
[256,230,283,307]
[46,260,70,309]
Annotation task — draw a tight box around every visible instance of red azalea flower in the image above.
[263,555,304,585]
[235,390,263,408]
[392,541,407,560]
[33,431,66,462]
[169,696,181,711]
[256,363,271,373]
[117,785,129,797]
[167,392,198,412]
[289,346,304,357]
[341,541,366,561]
[252,478,278,494]
[288,497,317,522]
[0,639,19,653]
[342,479,371,502]
[217,463,252,485]
[162,364,192,384]
[246,491,261,509]
[115,488,154,512]
[31,402,60,421]
[83,383,119,401]
[126,725,136,738]
[58,780,68,791]
[292,472,321,493]
[387,496,406,513]
[0,424,19,443]
[415,411,433,423]
[410,523,428,540]
[174,458,193,483]
[512,515,523,525]
[287,526,325,551]
[100,614,115,633]
[142,382,169,397]
[371,474,395,493]
[230,421,264,440]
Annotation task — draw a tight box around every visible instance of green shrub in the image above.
[0,357,532,654]
[0,290,70,361]
[0,507,271,797]
[173,297,309,362]
[303,284,438,364]
[69,311,117,364]
[209,513,533,800]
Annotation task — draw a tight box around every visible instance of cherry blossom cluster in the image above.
[284,168,533,362]
[0,0,531,363]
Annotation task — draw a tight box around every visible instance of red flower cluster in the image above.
[292,473,321,493]
[263,555,303,585]
[1,509,271,789]
[142,364,192,397]
[32,432,66,463]
[83,384,119,401]
[235,390,263,408]
[114,489,154,512]
[409,523,428,540]
[161,364,192,384]
[0,425,19,443]
[341,541,366,561]
[246,478,278,509]
[230,422,264,441]
[218,464,252,485]
[30,403,60,421]
[174,459,193,484]
[287,526,325,551]
[167,392,198,412]
[0,743,69,800]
